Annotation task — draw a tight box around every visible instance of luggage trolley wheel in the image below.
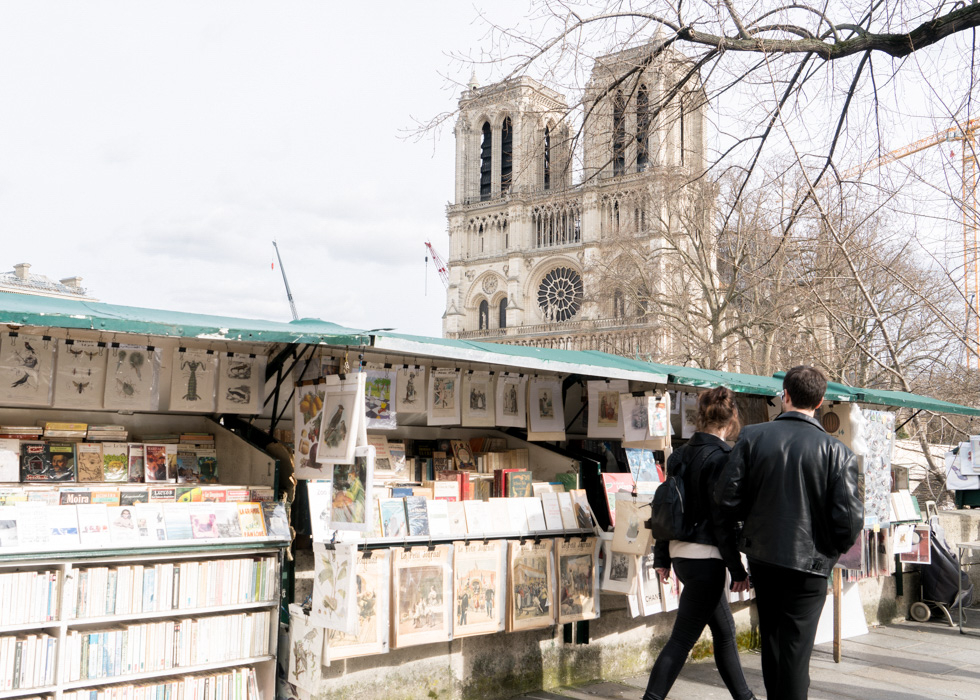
[910,601,931,622]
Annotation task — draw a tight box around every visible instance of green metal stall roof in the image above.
[0,292,372,346]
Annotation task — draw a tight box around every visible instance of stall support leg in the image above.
[833,568,842,663]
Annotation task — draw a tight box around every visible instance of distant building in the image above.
[0,263,96,301]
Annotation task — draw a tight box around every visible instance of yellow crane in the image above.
[837,117,979,369]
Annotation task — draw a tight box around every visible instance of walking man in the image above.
[715,365,863,700]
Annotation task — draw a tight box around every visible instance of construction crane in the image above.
[425,241,450,291]
[836,117,979,369]
[272,240,299,321]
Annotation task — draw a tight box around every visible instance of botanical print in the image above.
[103,344,161,411]
[395,366,425,412]
[600,538,636,594]
[53,340,107,409]
[557,537,599,623]
[453,541,506,637]
[216,353,266,415]
[364,369,397,429]
[326,549,391,659]
[507,538,556,632]
[427,368,461,425]
[0,333,56,407]
[527,376,564,434]
[316,373,364,466]
[461,371,495,427]
[329,445,375,532]
[861,409,896,527]
[287,604,326,693]
[169,348,217,412]
[391,545,453,648]
[294,382,326,479]
[494,372,527,428]
[587,380,629,438]
[311,542,358,633]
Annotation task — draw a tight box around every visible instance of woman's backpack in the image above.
[647,446,712,541]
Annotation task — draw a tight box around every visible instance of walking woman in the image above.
[643,387,757,700]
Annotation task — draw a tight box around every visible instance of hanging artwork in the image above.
[586,380,628,439]
[495,372,527,428]
[395,365,425,412]
[861,409,896,527]
[611,495,652,555]
[293,382,326,479]
[168,348,217,412]
[287,604,326,693]
[680,392,698,438]
[427,368,461,426]
[661,571,682,612]
[527,376,565,435]
[329,444,375,532]
[620,392,651,443]
[317,373,365,465]
[306,479,333,542]
[326,549,391,659]
[624,449,662,496]
[556,537,600,624]
[452,540,506,638]
[103,344,161,411]
[0,333,56,407]
[507,538,556,632]
[311,541,359,632]
[636,550,663,616]
[53,340,107,409]
[647,393,671,438]
[599,537,636,594]
[364,368,397,430]
[216,353,266,415]
[461,371,496,427]
[390,545,454,648]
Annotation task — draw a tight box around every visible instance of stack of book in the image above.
[86,424,128,442]
[42,423,88,441]
[0,425,42,440]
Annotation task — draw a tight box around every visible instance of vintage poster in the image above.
[648,393,671,438]
[620,392,650,443]
[216,352,266,415]
[287,604,326,693]
[495,372,527,428]
[427,367,461,426]
[53,340,107,409]
[600,537,636,594]
[329,445,375,532]
[461,371,496,427]
[637,550,663,616]
[364,368,397,430]
[311,542,359,633]
[316,373,365,466]
[452,541,506,637]
[556,537,599,624]
[395,365,425,412]
[0,333,56,407]
[507,538,556,632]
[168,348,217,412]
[527,376,564,435]
[390,545,453,648]
[611,495,652,555]
[862,409,896,527]
[587,380,628,439]
[326,549,391,659]
[103,344,161,411]
[307,479,333,542]
[680,392,698,439]
[294,381,327,479]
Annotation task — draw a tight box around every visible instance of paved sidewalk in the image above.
[516,617,980,699]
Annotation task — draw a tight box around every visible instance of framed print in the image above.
[168,348,217,412]
[556,537,600,623]
[0,333,56,407]
[316,373,365,466]
[507,538,556,632]
[395,365,426,412]
[327,549,391,659]
[452,540,506,637]
[294,382,328,480]
[311,541,358,633]
[494,373,527,428]
[527,376,564,435]
[428,368,461,426]
[216,352,266,415]
[461,371,495,427]
[329,445,375,532]
[53,340,107,409]
[390,545,453,648]
[587,380,628,439]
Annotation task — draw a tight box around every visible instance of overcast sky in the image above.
[0,2,531,338]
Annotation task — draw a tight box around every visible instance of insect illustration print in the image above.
[182,359,207,401]
[117,378,136,397]
[72,381,90,394]
[67,346,84,358]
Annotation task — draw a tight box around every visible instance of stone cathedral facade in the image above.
[442,41,711,358]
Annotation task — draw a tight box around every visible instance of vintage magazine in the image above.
[461,371,495,427]
[636,549,663,616]
[327,549,391,659]
[390,545,453,648]
[495,372,527,428]
[452,540,506,637]
[600,537,637,594]
[556,537,600,624]
[507,538,556,632]
[427,368,462,426]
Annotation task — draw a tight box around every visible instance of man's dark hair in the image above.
[783,365,827,410]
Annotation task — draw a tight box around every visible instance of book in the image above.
[162,503,193,541]
[196,448,218,484]
[90,488,120,506]
[237,503,267,537]
[20,441,76,482]
[447,500,468,535]
[250,487,275,503]
[143,445,171,483]
[0,505,18,546]
[147,486,176,503]
[176,486,203,502]
[378,497,408,537]
[133,503,167,542]
[463,500,493,534]
[262,502,290,538]
[107,506,140,544]
[100,443,129,483]
[175,451,201,484]
[601,473,636,527]
[75,443,104,482]
[188,503,218,538]
[0,438,19,482]
[13,503,50,546]
[200,486,226,502]
[557,491,579,530]
[59,488,92,506]
[523,497,547,532]
[119,488,148,506]
[506,470,533,498]
[540,491,565,531]
[426,498,451,536]
[127,444,145,483]
[404,496,430,536]
[76,504,111,546]
[213,502,243,537]
[47,504,80,547]
[487,497,513,532]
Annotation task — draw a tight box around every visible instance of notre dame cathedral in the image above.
[441,39,713,359]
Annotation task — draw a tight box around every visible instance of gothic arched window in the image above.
[501,117,513,194]
[637,84,650,172]
[499,297,508,328]
[613,90,626,176]
[543,125,551,191]
[478,300,490,330]
[480,122,492,201]
[613,289,625,318]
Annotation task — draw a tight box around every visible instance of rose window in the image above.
[537,267,583,322]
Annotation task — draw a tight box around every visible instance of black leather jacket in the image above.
[653,432,748,581]
[714,411,863,576]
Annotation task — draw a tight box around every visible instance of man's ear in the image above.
[814,398,824,410]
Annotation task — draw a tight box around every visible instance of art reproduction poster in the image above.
[293,382,326,479]
[600,537,636,594]
[103,344,161,411]
[428,368,461,426]
[168,348,217,412]
[556,537,599,624]
[680,392,698,439]
[495,372,527,428]
[311,541,359,633]
[395,365,425,412]
[862,410,896,527]
[527,376,565,435]
[317,373,365,466]
[390,545,453,648]
[612,495,652,555]
[461,371,496,427]
[647,393,671,438]
[306,480,333,542]
[216,353,266,415]
[507,538,556,632]
[287,604,326,693]
[452,541,506,637]
[620,392,650,443]
[624,449,662,496]
[53,340,107,409]
[364,369,397,430]
[637,550,663,616]
[0,333,56,407]
[587,380,628,439]
[327,549,391,659]
[329,445,375,532]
